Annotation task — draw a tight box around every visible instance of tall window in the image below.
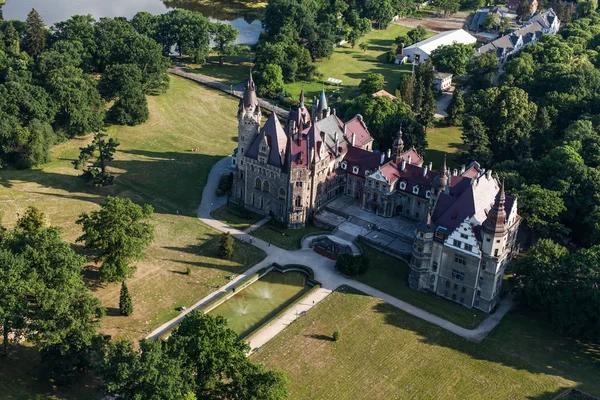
[279,188,286,199]
[255,178,261,189]
[454,254,467,265]
[452,269,465,281]
[295,196,302,207]
[262,180,270,193]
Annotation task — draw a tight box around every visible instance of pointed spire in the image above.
[299,85,305,108]
[242,68,259,109]
[318,86,328,112]
[483,178,508,234]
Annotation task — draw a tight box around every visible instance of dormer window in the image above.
[399,181,406,190]
[413,186,420,195]
[341,161,347,170]
[353,166,359,174]
[426,190,431,198]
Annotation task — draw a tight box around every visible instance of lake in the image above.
[0,0,263,44]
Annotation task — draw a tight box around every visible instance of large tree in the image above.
[24,9,48,57]
[77,196,154,283]
[413,60,437,129]
[100,64,149,126]
[359,73,385,94]
[73,131,120,186]
[516,184,569,239]
[210,22,239,65]
[430,43,473,76]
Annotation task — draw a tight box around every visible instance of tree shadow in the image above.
[105,307,121,317]
[370,299,600,398]
[305,334,334,342]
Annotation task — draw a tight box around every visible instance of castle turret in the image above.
[409,208,435,291]
[393,127,404,164]
[236,70,261,167]
[481,179,508,259]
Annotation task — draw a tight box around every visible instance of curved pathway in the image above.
[147,156,513,348]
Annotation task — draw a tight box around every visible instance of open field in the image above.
[356,245,485,328]
[252,222,326,250]
[0,75,268,398]
[252,286,600,400]
[425,125,466,169]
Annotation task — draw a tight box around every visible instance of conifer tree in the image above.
[219,232,235,260]
[446,90,465,126]
[119,281,133,316]
[25,9,48,57]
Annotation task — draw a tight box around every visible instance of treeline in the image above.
[253,0,413,96]
[0,8,239,170]
[456,12,600,341]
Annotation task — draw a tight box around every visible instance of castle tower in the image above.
[236,70,261,167]
[481,179,508,259]
[392,127,404,164]
[409,208,435,291]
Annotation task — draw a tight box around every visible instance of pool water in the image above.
[210,270,310,338]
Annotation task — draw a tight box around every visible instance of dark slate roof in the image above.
[246,113,287,167]
[344,146,381,177]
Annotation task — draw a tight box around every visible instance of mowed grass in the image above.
[285,25,429,100]
[252,287,600,400]
[252,222,326,250]
[0,75,266,342]
[425,125,467,169]
[356,245,485,328]
[211,203,263,230]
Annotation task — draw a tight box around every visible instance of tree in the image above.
[397,74,415,106]
[365,0,395,29]
[516,184,569,239]
[100,63,149,126]
[462,116,492,165]
[430,43,473,76]
[155,9,211,63]
[256,64,284,98]
[119,281,133,316]
[210,23,238,65]
[335,254,370,276]
[577,0,598,17]
[219,232,235,260]
[432,0,460,17]
[359,42,369,52]
[24,9,48,57]
[467,52,497,91]
[413,60,436,128]
[406,26,428,44]
[517,0,533,22]
[0,249,28,357]
[332,330,341,341]
[72,131,120,186]
[77,196,154,283]
[446,89,465,126]
[483,13,500,30]
[359,73,385,94]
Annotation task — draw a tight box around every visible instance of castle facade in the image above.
[232,73,520,312]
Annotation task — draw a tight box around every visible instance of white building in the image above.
[401,29,477,64]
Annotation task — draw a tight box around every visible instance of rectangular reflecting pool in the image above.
[210,269,311,338]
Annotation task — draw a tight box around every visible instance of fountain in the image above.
[209,269,311,338]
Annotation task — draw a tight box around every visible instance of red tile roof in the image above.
[344,116,373,148]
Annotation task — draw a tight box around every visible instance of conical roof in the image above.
[318,87,327,111]
[482,179,507,234]
[242,69,259,109]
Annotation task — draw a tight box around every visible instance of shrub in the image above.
[219,232,235,259]
[335,254,370,276]
[186,266,191,275]
[332,330,340,341]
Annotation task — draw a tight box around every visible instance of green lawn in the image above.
[0,75,267,398]
[356,245,485,328]
[185,56,253,86]
[252,287,600,400]
[285,25,433,101]
[252,222,326,250]
[211,203,264,230]
[425,125,467,169]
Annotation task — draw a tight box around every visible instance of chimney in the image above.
[343,124,347,138]
[429,161,433,171]
[380,153,385,165]
[401,158,406,171]
[336,139,340,157]
[351,132,356,147]
[387,149,391,159]
[407,155,412,165]
[453,169,458,176]
[423,166,428,177]
[486,169,492,179]
[460,165,466,175]
[333,108,336,116]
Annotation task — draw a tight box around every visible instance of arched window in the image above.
[413,185,420,195]
[295,196,302,207]
[279,188,286,199]
[263,180,270,193]
[255,178,261,189]
[399,181,407,190]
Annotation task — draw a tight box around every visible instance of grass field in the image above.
[357,245,485,328]
[211,203,264,230]
[0,75,267,398]
[252,287,600,400]
[252,222,326,250]
[425,125,467,169]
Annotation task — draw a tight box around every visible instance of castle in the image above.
[232,73,520,313]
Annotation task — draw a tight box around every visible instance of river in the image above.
[0,0,263,44]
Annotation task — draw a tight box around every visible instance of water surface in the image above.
[0,0,262,44]
[210,270,311,338]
